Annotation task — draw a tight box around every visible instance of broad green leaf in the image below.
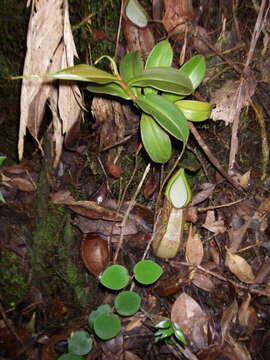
[93,313,121,340]
[88,305,111,329]
[175,100,212,122]
[162,93,185,103]
[68,331,92,356]
[165,168,192,208]
[125,0,148,28]
[140,113,172,163]
[114,291,141,316]
[133,260,163,285]
[128,67,193,95]
[46,64,118,84]
[120,51,144,96]
[86,83,131,100]
[136,94,189,142]
[144,40,173,95]
[100,265,129,290]
[155,320,171,329]
[145,40,173,69]
[179,55,206,90]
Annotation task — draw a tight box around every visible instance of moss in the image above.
[0,251,30,306]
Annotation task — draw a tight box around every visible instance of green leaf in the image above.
[140,113,172,163]
[144,40,173,95]
[0,156,6,166]
[155,320,171,329]
[165,168,192,208]
[129,67,193,95]
[93,313,121,340]
[120,51,144,97]
[175,100,212,122]
[86,83,131,100]
[179,55,206,90]
[46,64,118,84]
[156,328,174,339]
[136,94,189,142]
[172,322,187,344]
[133,260,163,285]
[100,265,129,290]
[145,40,173,69]
[0,192,6,203]
[114,291,141,316]
[68,331,92,356]
[125,0,148,28]
[57,354,85,360]
[162,93,185,103]
[88,305,111,329]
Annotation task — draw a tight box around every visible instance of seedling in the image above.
[154,320,186,345]
[57,260,163,359]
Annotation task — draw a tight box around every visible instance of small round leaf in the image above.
[68,331,92,356]
[88,305,111,329]
[114,291,141,316]
[100,265,129,290]
[133,260,163,285]
[93,313,121,340]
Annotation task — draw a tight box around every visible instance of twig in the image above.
[188,122,243,191]
[197,197,246,212]
[113,163,151,263]
[114,0,125,59]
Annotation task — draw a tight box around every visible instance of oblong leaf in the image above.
[179,55,206,90]
[120,51,143,96]
[145,40,173,69]
[136,94,189,142]
[128,67,193,95]
[140,113,172,163]
[125,0,148,28]
[175,100,212,122]
[47,64,118,84]
[86,83,131,100]
[144,40,173,95]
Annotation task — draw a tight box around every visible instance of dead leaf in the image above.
[221,299,238,342]
[239,169,251,190]
[203,210,226,233]
[186,227,204,265]
[106,163,121,179]
[226,248,255,284]
[191,183,215,206]
[238,293,257,335]
[171,292,208,350]
[143,174,158,199]
[192,272,215,292]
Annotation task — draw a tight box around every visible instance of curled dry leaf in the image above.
[221,299,238,343]
[186,227,204,266]
[238,293,257,335]
[226,248,255,284]
[203,210,226,234]
[80,233,109,276]
[171,292,208,350]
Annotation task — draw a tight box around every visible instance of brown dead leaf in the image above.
[221,299,238,342]
[239,169,251,190]
[226,248,255,284]
[186,227,204,266]
[192,272,215,292]
[191,183,215,206]
[238,293,257,334]
[143,174,158,199]
[203,210,226,233]
[171,292,208,350]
